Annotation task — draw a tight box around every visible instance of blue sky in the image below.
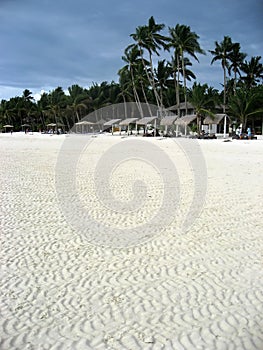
[0,0,262,100]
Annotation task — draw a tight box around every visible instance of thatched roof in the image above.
[167,102,194,111]
[174,115,197,126]
[75,121,95,125]
[203,114,229,125]
[136,116,157,125]
[103,119,121,126]
[160,116,178,126]
[119,118,138,126]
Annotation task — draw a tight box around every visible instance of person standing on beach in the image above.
[247,126,252,139]
[236,126,241,138]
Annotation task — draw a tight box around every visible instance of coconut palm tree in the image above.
[130,16,168,110]
[118,67,134,104]
[240,56,263,89]
[45,87,69,130]
[0,99,16,127]
[119,45,146,116]
[169,55,196,114]
[67,84,91,123]
[154,59,173,108]
[168,24,205,115]
[188,83,216,133]
[228,86,263,131]
[228,43,246,94]
[209,36,235,113]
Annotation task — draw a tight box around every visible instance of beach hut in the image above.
[174,115,197,136]
[46,123,65,133]
[160,116,178,135]
[203,114,229,138]
[3,124,14,133]
[136,116,158,136]
[21,123,31,133]
[75,120,95,134]
[103,119,121,134]
[119,118,138,135]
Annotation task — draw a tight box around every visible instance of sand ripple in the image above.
[0,134,263,349]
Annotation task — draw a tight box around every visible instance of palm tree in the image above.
[168,24,205,115]
[169,55,196,114]
[154,59,173,108]
[119,45,145,116]
[67,84,91,123]
[228,87,263,131]
[209,36,235,113]
[228,43,246,94]
[130,16,168,110]
[46,87,69,130]
[240,56,263,89]
[118,67,134,104]
[188,83,216,133]
[0,99,16,127]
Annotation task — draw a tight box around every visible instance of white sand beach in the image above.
[0,132,263,349]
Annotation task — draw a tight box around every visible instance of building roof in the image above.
[167,102,194,111]
[119,118,138,126]
[75,121,95,125]
[160,116,178,126]
[136,116,158,125]
[103,119,122,126]
[174,115,197,125]
[203,114,228,125]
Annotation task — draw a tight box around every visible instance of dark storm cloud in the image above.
[0,0,262,99]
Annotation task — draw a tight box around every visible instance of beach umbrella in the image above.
[46,123,57,127]
[75,121,95,133]
[21,123,30,131]
[3,125,13,132]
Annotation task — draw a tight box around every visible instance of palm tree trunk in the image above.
[223,63,226,113]
[234,69,237,95]
[130,66,143,118]
[149,51,162,110]
[76,110,80,123]
[140,81,153,117]
[176,53,181,117]
[139,46,161,110]
[182,52,188,115]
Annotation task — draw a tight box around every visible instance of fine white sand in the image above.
[0,132,263,349]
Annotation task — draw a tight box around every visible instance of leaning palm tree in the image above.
[168,24,205,115]
[209,36,235,113]
[130,16,168,110]
[118,68,134,105]
[119,45,147,117]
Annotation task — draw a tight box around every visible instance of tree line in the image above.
[1,16,263,131]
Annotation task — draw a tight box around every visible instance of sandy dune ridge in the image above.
[0,133,263,349]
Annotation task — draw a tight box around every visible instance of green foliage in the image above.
[228,86,263,128]
[1,18,262,132]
